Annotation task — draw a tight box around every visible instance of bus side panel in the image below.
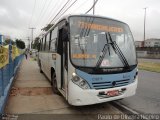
[48,52,57,81]
[39,52,44,71]
[67,59,76,100]
[41,52,48,76]
[45,52,51,80]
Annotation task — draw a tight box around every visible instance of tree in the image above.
[16,39,25,49]
[3,39,15,45]
[41,24,54,31]
[32,37,40,50]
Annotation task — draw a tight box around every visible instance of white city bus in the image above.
[38,14,138,106]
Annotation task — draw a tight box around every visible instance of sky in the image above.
[0,0,160,45]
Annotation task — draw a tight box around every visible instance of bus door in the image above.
[57,26,68,91]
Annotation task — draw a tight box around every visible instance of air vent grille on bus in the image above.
[92,79,130,89]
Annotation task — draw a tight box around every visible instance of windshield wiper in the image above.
[95,32,130,69]
[95,33,111,68]
[108,32,130,69]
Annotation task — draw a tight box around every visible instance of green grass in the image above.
[138,62,160,73]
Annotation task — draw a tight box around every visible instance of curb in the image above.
[111,101,139,114]
[111,101,149,120]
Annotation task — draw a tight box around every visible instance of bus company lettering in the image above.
[72,53,96,59]
[78,21,123,33]
[92,77,103,81]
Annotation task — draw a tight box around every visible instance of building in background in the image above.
[135,38,160,48]
[144,38,160,47]
[136,38,160,58]
[135,41,143,47]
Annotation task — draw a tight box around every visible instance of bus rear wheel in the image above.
[51,72,60,95]
[40,67,43,73]
[39,61,43,73]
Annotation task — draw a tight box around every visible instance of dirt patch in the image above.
[10,87,53,96]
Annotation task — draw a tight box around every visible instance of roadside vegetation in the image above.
[138,62,160,73]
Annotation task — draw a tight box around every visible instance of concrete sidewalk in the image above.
[5,56,123,115]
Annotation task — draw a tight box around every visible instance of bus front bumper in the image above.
[68,78,138,106]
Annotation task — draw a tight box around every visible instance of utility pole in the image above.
[143,7,148,42]
[27,37,30,50]
[29,27,36,50]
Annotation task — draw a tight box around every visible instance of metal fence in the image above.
[0,47,23,113]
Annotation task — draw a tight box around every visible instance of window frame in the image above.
[50,26,58,52]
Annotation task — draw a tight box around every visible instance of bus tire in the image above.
[51,72,60,95]
[40,68,43,73]
[39,62,43,73]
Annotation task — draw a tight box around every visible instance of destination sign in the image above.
[78,21,123,33]
[72,53,96,59]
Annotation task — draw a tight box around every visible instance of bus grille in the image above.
[92,79,130,89]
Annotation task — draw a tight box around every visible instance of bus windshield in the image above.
[69,16,137,68]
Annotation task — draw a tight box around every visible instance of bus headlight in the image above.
[72,73,90,89]
[72,75,80,82]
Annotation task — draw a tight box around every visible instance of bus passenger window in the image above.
[43,36,46,51]
[46,33,50,51]
[41,38,43,51]
[50,27,58,52]
[50,39,57,52]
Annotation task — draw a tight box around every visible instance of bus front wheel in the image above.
[51,72,60,95]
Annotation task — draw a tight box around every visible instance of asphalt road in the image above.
[118,70,160,114]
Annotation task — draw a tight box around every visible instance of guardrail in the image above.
[0,45,24,113]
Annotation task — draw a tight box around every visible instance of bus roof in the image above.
[40,14,128,39]
[60,14,127,25]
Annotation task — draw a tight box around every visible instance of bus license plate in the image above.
[107,90,119,97]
